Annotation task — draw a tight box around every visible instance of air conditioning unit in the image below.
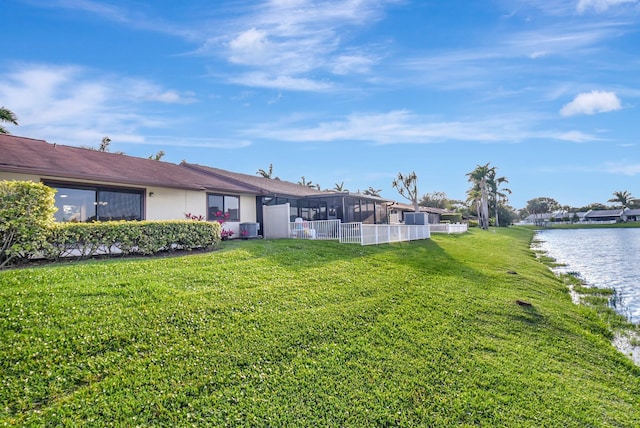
[239,222,260,239]
[404,212,428,225]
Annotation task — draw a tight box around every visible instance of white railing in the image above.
[340,223,431,245]
[289,219,341,240]
[429,223,468,234]
[289,220,466,245]
[339,222,364,244]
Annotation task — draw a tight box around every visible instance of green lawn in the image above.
[2,228,640,426]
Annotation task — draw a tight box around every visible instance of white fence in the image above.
[341,223,432,245]
[289,220,466,245]
[429,223,468,234]
[289,219,341,240]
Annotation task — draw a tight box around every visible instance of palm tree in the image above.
[608,191,635,219]
[333,182,347,192]
[487,167,511,227]
[0,107,19,134]
[466,163,491,229]
[257,164,279,179]
[363,186,382,197]
[392,171,419,212]
[298,176,316,188]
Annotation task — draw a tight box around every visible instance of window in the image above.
[47,182,143,222]
[207,194,240,221]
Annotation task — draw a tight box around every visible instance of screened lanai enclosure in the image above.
[257,193,389,225]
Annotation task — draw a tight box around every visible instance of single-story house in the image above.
[521,210,589,225]
[0,134,393,237]
[386,202,451,224]
[584,209,624,223]
[182,163,392,226]
[0,134,262,237]
[521,212,554,225]
[622,209,640,222]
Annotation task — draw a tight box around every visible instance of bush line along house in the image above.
[1,135,448,238]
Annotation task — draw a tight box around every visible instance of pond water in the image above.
[535,228,640,322]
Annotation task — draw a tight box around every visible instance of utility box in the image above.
[404,212,428,225]
[240,222,260,239]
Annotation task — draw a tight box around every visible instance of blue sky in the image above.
[2,0,640,209]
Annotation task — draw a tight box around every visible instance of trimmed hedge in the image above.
[47,220,221,260]
[0,181,56,268]
[1,179,222,268]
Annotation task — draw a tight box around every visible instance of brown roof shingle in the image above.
[182,163,329,198]
[0,134,258,193]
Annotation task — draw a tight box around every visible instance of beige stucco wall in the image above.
[0,173,259,224]
[145,186,206,220]
[0,172,41,182]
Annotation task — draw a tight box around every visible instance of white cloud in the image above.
[228,28,271,65]
[229,72,333,92]
[577,0,639,13]
[144,136,252,149]
[529,51,548,59]
[556,130,602,142]
[203,0,393,90]
[603,161,640,175]
[331,54,375,75]
[245,110,533,144]
[560,90,621,116]
[0,63,198,146]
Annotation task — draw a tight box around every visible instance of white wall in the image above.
[145,186,205,220]
[239,194,256,223]
[263,203,291,239]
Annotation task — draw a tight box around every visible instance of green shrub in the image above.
[0,180,56,268]
[441,213,462,223]
[48,220,221,260]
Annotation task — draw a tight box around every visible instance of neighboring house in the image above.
[622,208,640,222]
[0,135,261,237]
[387,202,450,224]
[584,209,623,223]
[182,163,392,226]
[572,212,589,222]
[521,212,554,225]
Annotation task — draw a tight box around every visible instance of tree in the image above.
[298,176,316,188]
[466,163,491,229]
[525,197,559,226]
[392,171,419,212]
[148,150,165,161]
[363,186,381,197]
[333,182,347,192]
[99,136,111,152]
[576,202,607,212]
[608,191,634,212]
[0,107,19,134]
[487,167,511,227]
[466,188,483,226]
[420,192,449,209]
[496,204,518,226]
[257,164,279,180]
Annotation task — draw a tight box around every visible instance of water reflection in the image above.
[535,228,640,322]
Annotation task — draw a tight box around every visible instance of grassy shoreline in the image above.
[522,222,640,230]
[2,228,640,426]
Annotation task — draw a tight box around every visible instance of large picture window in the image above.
[207,194,240,221]
[46,182,143,222]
